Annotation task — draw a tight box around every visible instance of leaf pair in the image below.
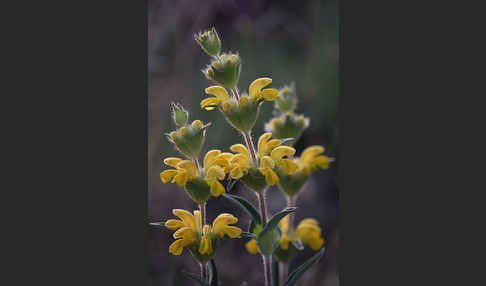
[223,193,296,255]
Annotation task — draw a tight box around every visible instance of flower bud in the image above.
[168,120,211,159]
[265,113,310,146]
[194,27,221,57]
[170,102,189,126]
[203,53,241,89]
[275,83,298,113]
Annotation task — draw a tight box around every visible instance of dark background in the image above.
[148,0,339,285]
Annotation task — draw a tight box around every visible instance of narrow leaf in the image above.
[149,222,165,227]
[258,207,297,241]
[181,271,210,286]
[209,259,218,286]
[283,247,326,286]
[223,194,262,225]
[241,231,257,239]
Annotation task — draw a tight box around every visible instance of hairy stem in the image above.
[262,254,273,286]
[243,131,258,165]
[200,262,208,282]
[257,188,268,226]
[199,203,206,226]
[279,262,289,285]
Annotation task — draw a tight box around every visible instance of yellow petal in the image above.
[308,237,324,250]
[257,132,273,157]
[259,168,279,185]
[260,88,279,101]
[206,165,225,180]
[230,144,249,156]
[199,236,213,255]
[264,139,282,154]
[312,155,330,169]
[230,153,250,168]
[249,77,272,99]
[212,213,241,238]
[276,158,298,175]
[301,146,325,163]
[191,120,203,129]
[173,226,195,239]
[208,179,225,197]
[160,169,178,183]
[270,146,296,161]
[172,209,196,229]
[204,149,221,169]
[280,233,291,250]
[279,215,290,234]
[172,171,188,186]
[176,160,197,177]
[205,86,230,101]
[230,166,245,179]
[260,156,275,169]
[245,239,259,254]
[164,157,182,168]
[200,97,221,110]
[194,210,201,232]
[168,239,185,255]
[164,219,184,230]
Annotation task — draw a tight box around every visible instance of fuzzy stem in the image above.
[257,188,268,226]
[279,262,289,285]
[262,254,273,286]
[286,195,297,233]
[199,203,206,226]
[230,87,240,100]
[243,131,258,165]
[200,262,208,282]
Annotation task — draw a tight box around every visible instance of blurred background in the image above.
[148,0,339,285]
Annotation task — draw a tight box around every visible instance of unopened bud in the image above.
[171,103,189,126]
[194,27,221,57]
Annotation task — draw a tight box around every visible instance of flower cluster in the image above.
[229,133,297,192]
[165,209,242,260]
[277,145,331,196]
[201,78,279,132]
[153,28,335,286]
[161,149,233,203]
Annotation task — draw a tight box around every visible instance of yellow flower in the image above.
[200,77,279,111]
[295,145,330,176]
[295,218,324,250]
[160,149,233,198]
[229,132,298,186]
[165,209,242,256]
[245,215,324,255]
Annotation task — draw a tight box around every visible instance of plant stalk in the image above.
[200,262,208,282]
[262,254,273,286]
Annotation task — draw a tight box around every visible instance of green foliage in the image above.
[283,247,326,286]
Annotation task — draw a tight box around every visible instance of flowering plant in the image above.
[150,28,334,286]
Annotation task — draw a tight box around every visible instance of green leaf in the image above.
[181,271,210,286]
[283,247,326,286]
[249,220,262,235]
[209,259,218,286]
[241,231,257,239]
[258,207,297,243]
[149,222,165,227]
[272,259,280,286]
[291,238,304,251]
[257,207,296,255]
[223,194,261,225]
